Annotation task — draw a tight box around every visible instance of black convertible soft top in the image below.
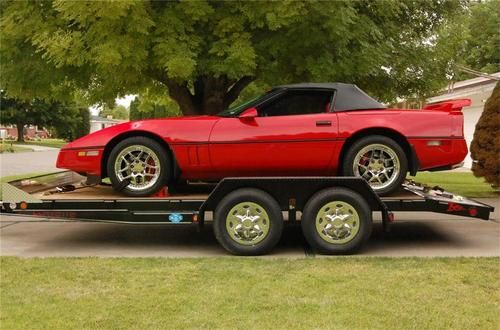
[276,82,386,111]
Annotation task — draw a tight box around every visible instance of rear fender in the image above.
[408,145,420,176]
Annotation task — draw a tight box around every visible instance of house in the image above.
[90,115,127,133]
[426,72,500,168]
[0,125,50,140]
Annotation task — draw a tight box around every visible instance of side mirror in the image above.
[239,107,258,120]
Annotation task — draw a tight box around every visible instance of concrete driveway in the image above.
[1,198,498,257]
[0,149,59,177]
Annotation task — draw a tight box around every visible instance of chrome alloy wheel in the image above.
[352,143,400,191]
[315,201,360,244]
[226,202,270,245]
[114,145,161,191]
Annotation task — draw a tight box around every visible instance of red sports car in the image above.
[56,83,469,196]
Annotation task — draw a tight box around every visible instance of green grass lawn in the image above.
[14,138,67,149]
[0,172,49,183]
[1,257,498,329]
[0,143,33,153]
[409,171,499,198]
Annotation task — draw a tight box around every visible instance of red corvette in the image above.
[57,83,469,196]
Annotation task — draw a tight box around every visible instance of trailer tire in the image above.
[214,188,283,256]
[301,188,372,254]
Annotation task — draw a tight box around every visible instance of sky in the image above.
[116,95,136,108]
[90,95,136,116]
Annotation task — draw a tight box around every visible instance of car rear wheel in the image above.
[107,137,170,197]
[214,188,284,255]
[343,135,407,196]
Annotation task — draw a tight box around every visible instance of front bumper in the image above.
[56,147,104,176]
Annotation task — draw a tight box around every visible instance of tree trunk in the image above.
[16,122,24,142]
[165,81,202,116]
[196,76,231,115]
[155,74,255,116]
[223,76,255,110]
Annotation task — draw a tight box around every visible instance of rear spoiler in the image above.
[423,99,471,112]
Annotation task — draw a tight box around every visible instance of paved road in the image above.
[0,150,59,177]
[1,198,498,257]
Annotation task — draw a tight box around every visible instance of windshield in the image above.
[217,94,264,117]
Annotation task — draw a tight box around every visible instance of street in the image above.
[1,201,498,257]
[0,149,59,177]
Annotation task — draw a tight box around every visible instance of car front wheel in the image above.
[107,137,170,197]
[342,135,407,196]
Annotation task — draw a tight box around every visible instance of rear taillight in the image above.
[451,111,464,137]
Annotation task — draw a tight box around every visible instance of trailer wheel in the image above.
[301,188,372,254]
[214,188,283,256]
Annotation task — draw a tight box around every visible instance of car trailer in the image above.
[0,171,494,255]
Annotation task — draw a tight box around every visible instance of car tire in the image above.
[342,135,407,196]
[301,188,372,254]
[214,188,284,256]
[107,136,170,197]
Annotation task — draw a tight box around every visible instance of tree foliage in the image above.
[51,106,90,141]
[0,91,89,141]
[461,1,500,75]
[99,105,129,120]
[0,0,466,115]
[470,82,500,187]
[1,92,57,141]
[129,91,180,121]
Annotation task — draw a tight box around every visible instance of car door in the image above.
[209,89,340,177]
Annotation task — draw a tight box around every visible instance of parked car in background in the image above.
[56,83,469,196]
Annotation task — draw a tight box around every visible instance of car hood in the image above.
[61,115,221,150]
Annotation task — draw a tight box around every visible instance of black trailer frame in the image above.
[0,171,494,230]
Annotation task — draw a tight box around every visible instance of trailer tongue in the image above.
[0,171,494,255]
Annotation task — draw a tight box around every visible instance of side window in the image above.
[258,91,333,117]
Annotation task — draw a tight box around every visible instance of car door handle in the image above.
[316,120,332,127]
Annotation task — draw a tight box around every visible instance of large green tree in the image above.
[50,106,90,141]
[0,92,89,141]
[1,0,466,115]
[461,0,500,75]
[0,94,54,142]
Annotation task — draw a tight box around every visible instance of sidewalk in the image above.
[25,145,60,152]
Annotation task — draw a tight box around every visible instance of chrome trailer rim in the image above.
[352,143,400,191]
[114,145,161,191]
[226,202,270,245]
[315,201,360,244]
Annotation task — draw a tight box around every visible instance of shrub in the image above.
[470,82,500,187]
